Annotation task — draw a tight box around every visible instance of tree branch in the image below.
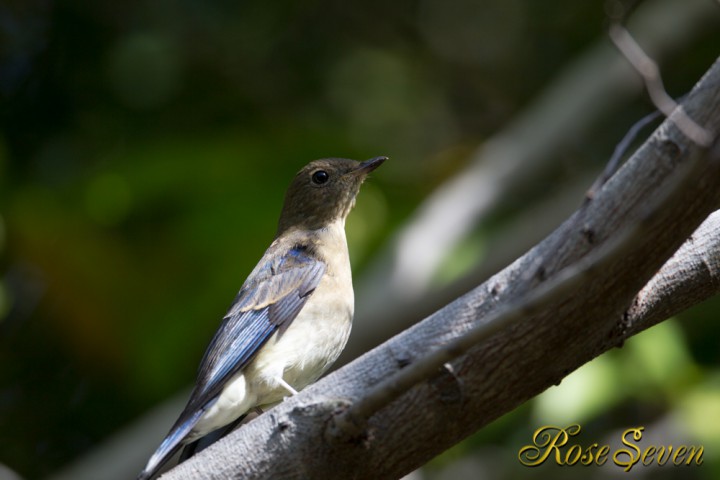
[328,136,718,440]
[624,210,720,335]
[163,55,720,480]
[350,0,720,357]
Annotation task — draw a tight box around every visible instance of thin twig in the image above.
[586,109,661,200]
[587,92,691,200]
[609,24,713,147]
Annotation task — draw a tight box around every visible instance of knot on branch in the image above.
[323,399,372,447]
[429,362,464,405]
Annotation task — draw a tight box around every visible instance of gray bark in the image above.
[163,57,720,480]
[350,0,720,358]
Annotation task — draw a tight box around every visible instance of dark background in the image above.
[1,0,719,478]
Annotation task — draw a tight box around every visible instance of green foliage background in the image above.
[1,1,718,478]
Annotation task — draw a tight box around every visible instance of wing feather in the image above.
[192,246,325,404]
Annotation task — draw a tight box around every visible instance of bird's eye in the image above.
[311,170,329,185]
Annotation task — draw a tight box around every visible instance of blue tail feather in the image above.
[137,406,207,480]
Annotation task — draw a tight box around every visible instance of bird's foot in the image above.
[275,376,299,396]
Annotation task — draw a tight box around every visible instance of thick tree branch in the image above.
[624,210,720,334]
[164,56,720,480]
[329,137,718,439]
[350,0,720,356]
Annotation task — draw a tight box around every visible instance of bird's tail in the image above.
[137,408,205,480]
[178,412,248,462]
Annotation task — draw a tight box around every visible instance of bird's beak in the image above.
[349,156,388,177]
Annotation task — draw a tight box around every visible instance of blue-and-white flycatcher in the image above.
[138,156,386,479]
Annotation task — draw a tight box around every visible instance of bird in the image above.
[138,156,386,480]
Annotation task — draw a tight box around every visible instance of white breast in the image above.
[249,219,354,403]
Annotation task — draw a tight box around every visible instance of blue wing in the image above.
[138,244,325,480]
[192,244,325,403]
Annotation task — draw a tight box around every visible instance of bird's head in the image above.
[276,156,386,235]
